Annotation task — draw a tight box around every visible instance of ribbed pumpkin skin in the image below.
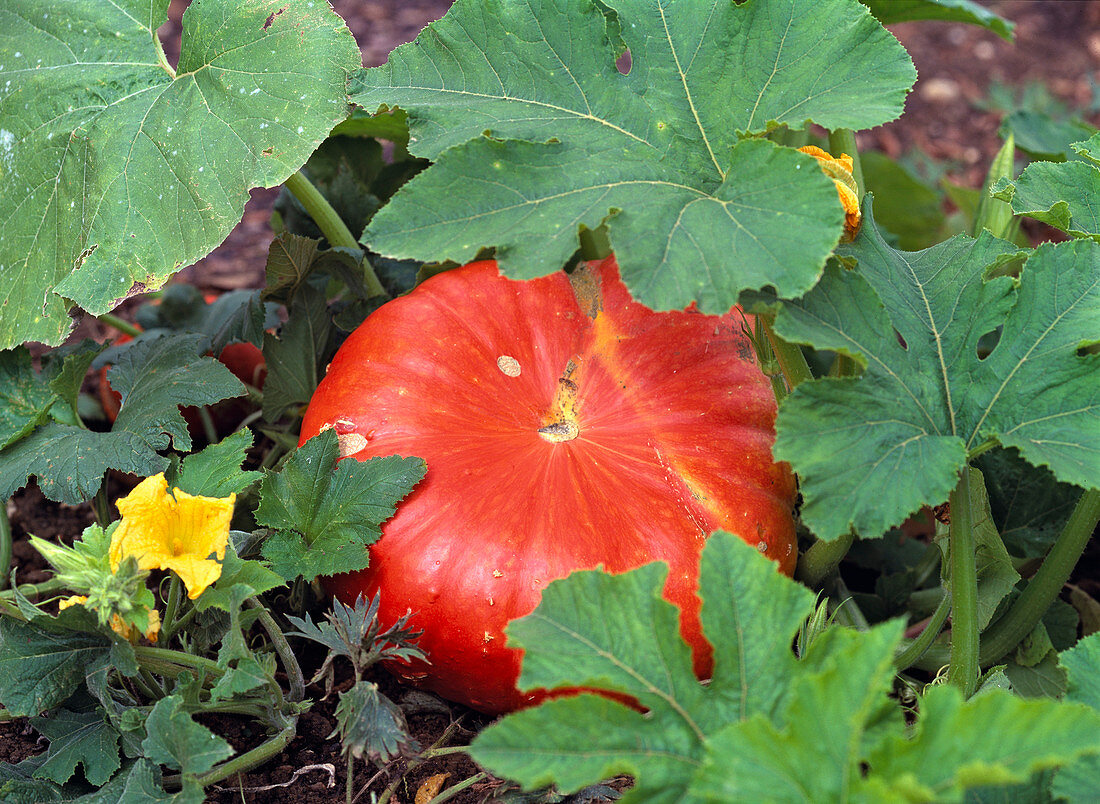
[300,256,797,714]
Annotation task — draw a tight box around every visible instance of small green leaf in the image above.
[775,213,1098,539]
[997,160,1100,240]
[1001,111,1096,162]
[29,708,121,787]
[357,0,915,312]
[1005,652,1067,699]
[0,619,110,717]
[0,0,361,348]
[861,0,1013,38]
[0,348,62,449]
[860,152,945,250]
[141,695,234,777]
[172,429,260,498]
[332,681,417,762]
[193,547,285,613]
[256,429,425,581]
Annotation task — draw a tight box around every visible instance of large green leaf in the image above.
[354,0,915,312]
[774,212,1098,539]
[470,533,1100,803]
[0,0,360,348]
[256,429,426,581]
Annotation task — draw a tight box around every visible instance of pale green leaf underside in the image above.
[1054,634,1100,802]
[775,215,1098,539]
[356,0,915,312]
[0,0,360,348]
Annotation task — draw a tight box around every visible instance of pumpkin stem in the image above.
[539,360,581,442]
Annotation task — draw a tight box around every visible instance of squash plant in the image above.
[0,0,1098,801]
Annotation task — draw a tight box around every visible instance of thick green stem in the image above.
[894,591,952,671]
[0,502,11,592]
[980,486,1100,664]
[283,171,386,298]
[759,313,814,394]
[973,133,1015,239]
[97,313,142,339]
[827,128,864,196]
[165,716,298,791]
[134,645,225,679]
[247,597,305,703]
[910,487,1100,671]
[946,470,979,696]
[0,577,66,601]
[797,532,855,588]
[160,575,183,644]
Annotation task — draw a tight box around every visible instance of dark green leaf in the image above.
[860,152,945,250]
[1005,652,1067,699]
[332,681,417,761]
[357,0,915,312]
[775,214,1097,539]
[193,547,285,614]
[1000,111,1096,162]
[0,0,361,348]
[30,709,120,787]
[141,696,233,777]
[0,619,110,717]
[0,348,62,449]
[256,429,425,582]
[1053,634,1100,802]
[171,429,260,498]
[993,158,1100,240]
[261,283,331,422]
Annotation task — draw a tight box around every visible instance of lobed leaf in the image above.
[29,709,121,787]
[356,0,915,312]
[141,695,233,778]
[171,429,261,499]
[0,619,110,717]
[775,210,1098,539]
[993,157,1100,241]
[0,0,360,348]
[472,533,1100,802]
[256,429,426,581]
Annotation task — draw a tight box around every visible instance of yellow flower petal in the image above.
[110,474,236,599]
[798,145,862,242]
[144,609,161,643]
[59,595,88,611]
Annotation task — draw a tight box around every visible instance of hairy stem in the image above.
[97,313,142,339]
[283,171,386,298]
[134,645,225,679]
[247,597,305,703]
[797,531,855,588]
[759,312,814,395]
[894,591,952,671]
[827,128,864,196]
[0,502,10,592]
[946,470,979,696]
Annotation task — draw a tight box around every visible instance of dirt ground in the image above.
[4,2,1099,802]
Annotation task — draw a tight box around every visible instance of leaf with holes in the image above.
[773,205,1098,539]
[0,0,360,348]
[354,0,915,312]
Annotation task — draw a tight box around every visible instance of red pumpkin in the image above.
[300,255,797,714]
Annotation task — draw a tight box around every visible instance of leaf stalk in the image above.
[946,469,980,696]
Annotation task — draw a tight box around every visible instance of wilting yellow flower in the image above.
[109,474,235,600]
[799,145,862,242]
[59,595,160,642]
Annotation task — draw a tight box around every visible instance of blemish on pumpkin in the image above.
[487,596,494,606]
[483,631,493,643]
[492,569,503,578]
[756,541,768,553]
[569,263,604,319]
[496,355,521,376]
[319,421,368,457]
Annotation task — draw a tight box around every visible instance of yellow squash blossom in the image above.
[59,595,161,642]
[109,474,236,600]
[799,145,862,242]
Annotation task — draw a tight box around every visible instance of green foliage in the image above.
[1000,111,1096,163]
[0,335,245,503]
[860,151,946,249]
[861,0,1013,38]
[256,428,426,581]
[774,212,1098,539]
[169,429,261,499]
[0,0,361,348]
[28,709,121,787]
[332,680,417,762]
[471,534,1100,802]
[354,0,915,313]
[1053,634,1100,801]
[0,619,110,717]
[141,696,234,800]
[993,143,1100,240]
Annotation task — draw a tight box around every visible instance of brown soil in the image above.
[5,2,1098,802]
